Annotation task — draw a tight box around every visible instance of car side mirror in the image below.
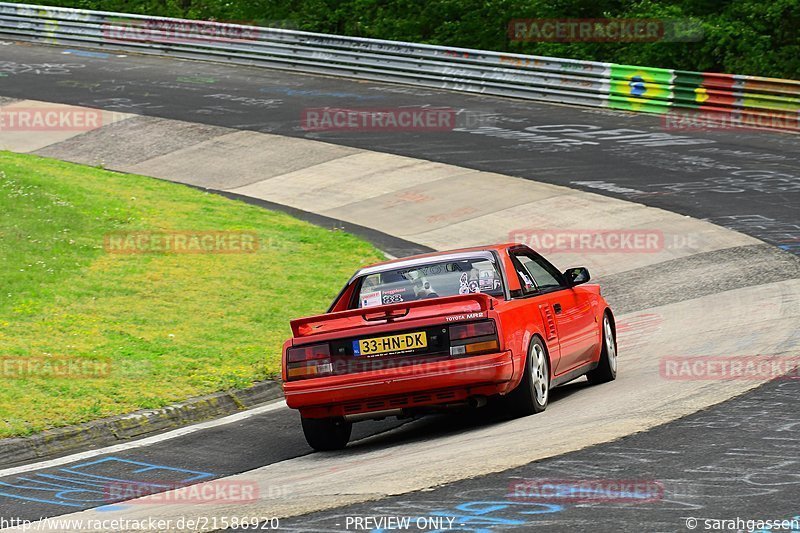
[564,267,590,286]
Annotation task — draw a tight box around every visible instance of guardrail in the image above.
[1,2,798,132]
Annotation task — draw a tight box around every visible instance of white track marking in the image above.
[0,400,287,478]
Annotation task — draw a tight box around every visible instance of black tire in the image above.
[506,336,550,417]
[301,416,352,451]
[587,312,617,385]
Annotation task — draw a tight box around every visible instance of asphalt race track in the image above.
[0,41,799,532]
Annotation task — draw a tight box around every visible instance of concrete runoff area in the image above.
[126,131,363,190]
[0,100,133,153]
[34,115,232,168]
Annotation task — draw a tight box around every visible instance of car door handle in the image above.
[553,303,562,314]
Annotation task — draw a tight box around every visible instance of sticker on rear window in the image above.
[459,273,470,294]
[459,272,481,294]
[361,290,382,308]
[382,287,406,304]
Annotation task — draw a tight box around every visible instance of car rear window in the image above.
[355,257,503,308]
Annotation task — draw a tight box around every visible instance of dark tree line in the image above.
[35,0,800,78]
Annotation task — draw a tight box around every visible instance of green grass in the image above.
[0,151,384,438]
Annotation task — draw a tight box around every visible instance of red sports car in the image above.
[282,243,617,450]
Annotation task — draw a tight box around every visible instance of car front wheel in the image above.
[587,313,617,385]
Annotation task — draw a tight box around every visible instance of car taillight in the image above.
[449,321,496,340]
[286,343,332,380]
[449,321,499,356]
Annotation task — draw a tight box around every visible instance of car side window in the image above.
[513,252,566,295]
[512,257,537,295]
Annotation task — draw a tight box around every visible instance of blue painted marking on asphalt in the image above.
[26,472,112,487]
[0,457,214,508]
[369,500,563,532]
[96,503,131,512]
[0,489,84,507]
[64,457,213,483]
[14,474,109,503]
[64,49,110,59]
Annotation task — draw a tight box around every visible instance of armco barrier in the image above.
[0,2,798,131]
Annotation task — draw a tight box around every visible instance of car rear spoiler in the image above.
[290,293,494,338]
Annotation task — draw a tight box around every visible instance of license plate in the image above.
[353,331,427,356]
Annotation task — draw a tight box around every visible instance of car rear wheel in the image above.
[507,337,549,416]
[587,313,617,385]
[301,416,352,451]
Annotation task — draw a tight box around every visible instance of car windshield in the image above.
[355,257,503,308]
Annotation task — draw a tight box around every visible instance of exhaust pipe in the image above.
[468,396,488,408]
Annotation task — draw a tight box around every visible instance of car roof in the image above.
[355,242,519,275]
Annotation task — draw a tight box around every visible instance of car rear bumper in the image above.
[283,350,515,417]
